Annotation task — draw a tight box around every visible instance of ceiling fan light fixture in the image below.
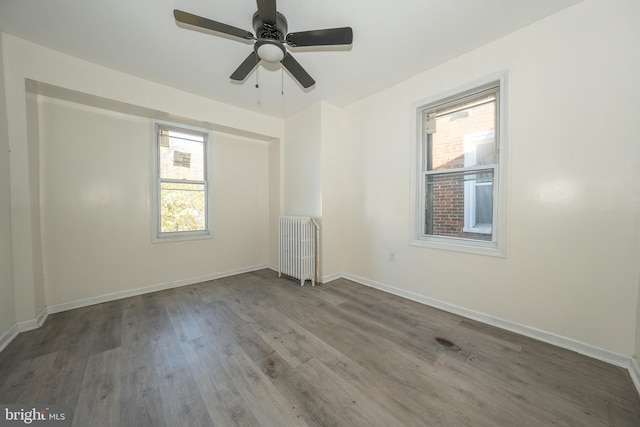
[256,41,285,63]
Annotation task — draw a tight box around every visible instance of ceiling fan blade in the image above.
[230,52,260,81]
[281,53,315,89]
[174,10,254,40]
[286,27,353,47]
[256,0,277,25]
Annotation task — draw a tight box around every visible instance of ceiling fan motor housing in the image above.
[252,11,287,41]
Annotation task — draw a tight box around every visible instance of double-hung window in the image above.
[153,122,211,241]
[415,78,505,255]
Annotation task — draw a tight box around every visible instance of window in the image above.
[414,78,506,255]
[153,122,211,241]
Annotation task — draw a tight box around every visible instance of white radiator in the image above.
[278,216,319,286]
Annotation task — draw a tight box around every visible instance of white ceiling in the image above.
[0,0,582,119]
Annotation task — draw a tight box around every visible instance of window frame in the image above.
[410,73,508,257]
[151,120,213,243]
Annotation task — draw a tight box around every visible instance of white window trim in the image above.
[409,72,508,257]
[151,120,214,243]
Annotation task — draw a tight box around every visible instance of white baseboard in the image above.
[342,272,632,369]
[0,322,20,353]
[0,307,48,353]
[321,272,342,283]
[630,358,640,396]
[47,264,269,314]
[17,306,49,331]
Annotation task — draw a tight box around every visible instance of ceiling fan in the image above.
[173,0,353,89]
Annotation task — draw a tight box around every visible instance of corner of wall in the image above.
[634,272,640,359]
[0,30,17,345]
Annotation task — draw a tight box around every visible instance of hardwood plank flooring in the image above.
[1,269,639,426]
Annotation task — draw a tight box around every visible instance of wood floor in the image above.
[1,269,639,426]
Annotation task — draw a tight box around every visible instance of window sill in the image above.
[410,237,505,257]
[462,226,492,234]
[152,231,212,244]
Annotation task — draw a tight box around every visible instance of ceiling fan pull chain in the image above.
[281,67,285,110]
[256,66,261,105]
[255,64,260,89]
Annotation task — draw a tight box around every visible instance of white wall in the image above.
[319,102,344,279]
[340,0,640,356]
[37,97,271,306]
[282,101,345,279]
[283,103,322,217]
[2,33,284,320]
[0,33,15,341]
[25,87,45,314]
[268,139,281,267]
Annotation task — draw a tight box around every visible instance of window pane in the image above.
[475,183,493,225]
[160,182,206,232]
[475,140,494,166]
[427,93,496,171]
[425,169,494,241]
[159,130,205,181]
